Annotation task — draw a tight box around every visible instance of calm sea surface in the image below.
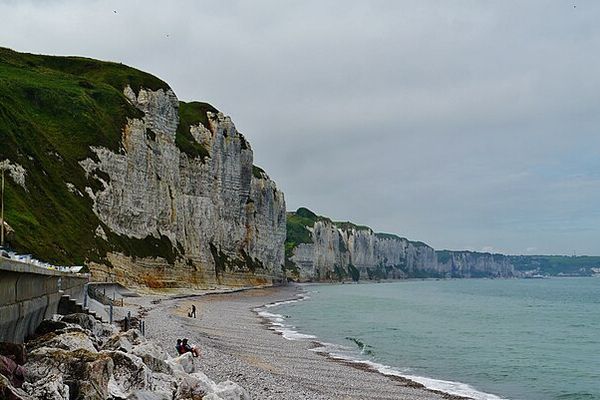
[271,278,600,400]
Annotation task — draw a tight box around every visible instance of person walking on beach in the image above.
[191,304,197,318]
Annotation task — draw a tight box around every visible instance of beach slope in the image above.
[134,285,463,400]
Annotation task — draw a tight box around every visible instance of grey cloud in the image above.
[1,0,599,254]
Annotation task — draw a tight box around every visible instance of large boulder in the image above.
[146,372,178,400]
[166,352,196,374]
[0,355,26,388]
[102,350,152,397]
[74,355,113,400]
[0,343,26,365]
[35,331,97,353]
[25,348,113,400]
[102,329,146,353]
[173,372,209,400]
[212,380,250,400]
[0,373,32,400]
[126,390,173,400]
[174,372,249,400]
[131,342,171,374]
[22,373,69,400]
[60,314,116,339]
[33,320,69,337]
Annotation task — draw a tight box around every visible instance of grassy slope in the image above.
[0,48,211,265]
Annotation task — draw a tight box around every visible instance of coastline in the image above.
[123,284,472,400]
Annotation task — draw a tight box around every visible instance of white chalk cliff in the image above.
[80,87,286,287]
[286,211,516,281]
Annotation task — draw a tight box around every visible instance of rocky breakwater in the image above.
[285,208,517,281]
[81,87,286,288]
[0,313,249,400]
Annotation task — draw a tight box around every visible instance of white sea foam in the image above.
[255,292,317,340]
[256,290,507,400]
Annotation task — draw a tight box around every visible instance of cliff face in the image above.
[81,87,286,287]
[286,208,516,281]
[0,48,285,288]
[436,251,515,278]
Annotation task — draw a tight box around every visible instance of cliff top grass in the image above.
[333,221,371,232]
[0,47,169,93]
[0,47,191,265]
[285,208,327,257]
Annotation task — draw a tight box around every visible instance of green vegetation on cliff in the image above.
[176,101,217,160]
[252,165,266,179]
[333,221,371,231]
[285,208,316,257]
[0,48,215,265]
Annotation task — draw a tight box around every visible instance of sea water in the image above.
[264,278,599,400]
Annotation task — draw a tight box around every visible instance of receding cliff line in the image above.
[285,208,517,281]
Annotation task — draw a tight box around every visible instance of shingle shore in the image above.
[126,285,465,400]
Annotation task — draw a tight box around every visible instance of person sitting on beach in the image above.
[182,338,200,357]
[176,339,185,355]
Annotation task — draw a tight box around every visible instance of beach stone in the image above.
[102,350,152,396]
[167,352,196,374]
[22,373,69,400]
[37,331,97,353]
[60,313,97,331]
[61,313,116,339]
[127,389,173,400]
[212,380,250,400]
[0,373,31,400]
[0,355,26,388]
[102,329,146,353]
[25,348,113,400]
[132,341,171,373]
[174,373,210,400]
[147,372,177,399]
[76,355,113,400]
[34,320,68,336]
[0,343,26,365]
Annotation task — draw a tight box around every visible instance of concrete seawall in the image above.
[0,258,88,343]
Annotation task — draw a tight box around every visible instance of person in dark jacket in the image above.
[182,338,200,357]
[176,339,185,355]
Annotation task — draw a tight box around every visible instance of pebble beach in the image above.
[126,285,466,400]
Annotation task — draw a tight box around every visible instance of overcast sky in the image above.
[1,0,599,255]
